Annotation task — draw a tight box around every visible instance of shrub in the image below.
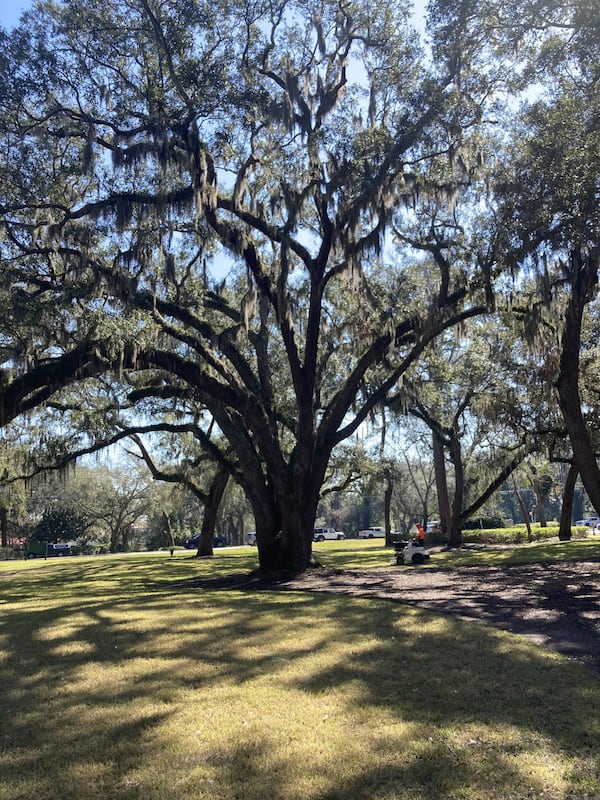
[461,525,561,544]
[463,515,505,530]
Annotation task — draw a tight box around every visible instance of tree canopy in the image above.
[1,0,599,570]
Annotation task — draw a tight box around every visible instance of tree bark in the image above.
[432,432,451,539]
[513,475,532,542]
[559,463,578,541]
[163,513,175,548]
[533,483,547,527]
[0,505,7,549]
[447,437,465,547]
[556,249,600,514]
[196,466,230,557]
[384,471,393,546]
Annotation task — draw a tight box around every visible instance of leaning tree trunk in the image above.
[556,249,600,514]
[196,466,229,557]
[558,463,578,541]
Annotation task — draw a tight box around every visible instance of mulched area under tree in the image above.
[192,559,600,673]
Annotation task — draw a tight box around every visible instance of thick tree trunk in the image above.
[250,444,325,573]
[238,475,310,573]
[556,250,600,514]
[255,504,314,573]
[275,476,321,572]
[559,463,578,541]
[120,528,131,552]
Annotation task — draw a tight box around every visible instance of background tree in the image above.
[373,418,439,536]
[88,465,150,552]
[392,431,439,534]
[216,480,253,545]
[525,460,554,526]
[31,507,88,543]
[493,0,600,517]
[0,432,29,549]
[129,432,231,556]
[144,482,204,550]
[21,461,150,550]
[389,318,532,545]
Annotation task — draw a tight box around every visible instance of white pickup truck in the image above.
[358,527,386,538]
[313,527,345,541]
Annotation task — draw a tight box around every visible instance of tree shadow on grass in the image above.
[245,561,600,672]
[2,558,600,799]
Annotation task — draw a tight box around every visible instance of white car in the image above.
[313,527,345,541]
[575,517,600,528]
[245,531,257,545]
[358,527,385,538]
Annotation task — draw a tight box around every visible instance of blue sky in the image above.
[1,0,32,30]
[2,1,427,33]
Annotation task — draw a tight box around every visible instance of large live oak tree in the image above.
[495,0,600,520]
[0,0,504,571]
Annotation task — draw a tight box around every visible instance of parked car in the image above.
[358,527,385,538]
[313,527,345,541]
[575,517,600,527]
[245,531,257,545]
[184,535,227,549]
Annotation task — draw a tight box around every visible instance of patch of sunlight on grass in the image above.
[312,532,600,571]
[432,537,600,569]
[2,555,600,799]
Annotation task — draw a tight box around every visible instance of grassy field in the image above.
[1,544,600,799]
[311,532,600,570]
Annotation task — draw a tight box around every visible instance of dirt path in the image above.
[253,561,600,673]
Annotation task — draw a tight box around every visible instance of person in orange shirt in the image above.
[415,521,425,544]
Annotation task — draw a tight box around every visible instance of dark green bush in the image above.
[463,515,505,530]
[462,525,562,544]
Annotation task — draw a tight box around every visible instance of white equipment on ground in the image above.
[394,539,431,566]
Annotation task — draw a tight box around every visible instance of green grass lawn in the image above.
[312,533,600,570]
[1,547,600,799]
